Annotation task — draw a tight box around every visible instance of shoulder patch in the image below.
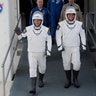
[47,30,51,35]
[57,24,60,30]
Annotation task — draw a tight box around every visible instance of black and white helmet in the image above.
[65,6,76,24]
[32,11,43,29]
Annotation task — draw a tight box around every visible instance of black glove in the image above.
[14,27,22,35]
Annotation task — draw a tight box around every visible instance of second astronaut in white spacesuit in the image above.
[56,6,86,88]
[15,11,52,95]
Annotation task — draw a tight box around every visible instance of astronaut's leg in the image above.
[62,48,72,88]
[28,53,37,94]
[38,53,46,88]
[38,72,44,87]
[29,77,37,95]
[64,70,71,88]
[73,70,80,88]
[72,47,81,88]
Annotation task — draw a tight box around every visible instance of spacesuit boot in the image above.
[73,70,80,88]
[29,77,37,95]
[38,73,44,88]
[64,70,71,88]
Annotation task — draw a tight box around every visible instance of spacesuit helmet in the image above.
[32,11,43,29]
[65,6,76,24]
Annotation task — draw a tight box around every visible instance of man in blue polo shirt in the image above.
[29,0,50,27]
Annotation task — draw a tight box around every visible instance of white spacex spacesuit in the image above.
[15,11,52,94]
[56,6,86,88]
[20,12,52,78]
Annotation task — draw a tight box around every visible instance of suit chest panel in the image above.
[61,24,80,37]
[27,29,46,42]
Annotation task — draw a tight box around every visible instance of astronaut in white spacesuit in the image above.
[56,6,86,88]
[15,11,52,95]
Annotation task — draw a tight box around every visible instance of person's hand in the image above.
[82,45,86,51]
[14,27,22,35]
[45,50,51,57]
[58,45,64,52]
[81,45,87,54]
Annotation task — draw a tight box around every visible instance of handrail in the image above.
[86,26,96,48]
[1,15,21,96]
[5,41,18,83]
[87,14,96,34]
[86,12,96,48]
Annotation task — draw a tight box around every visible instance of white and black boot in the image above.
[73,70,80,88]
[29,77,37,95]
[38,73,44,88]
[64,70,71,88]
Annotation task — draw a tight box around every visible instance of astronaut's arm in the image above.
[46,31,52,56]
[56,24,63,51]
[80,26,86,50]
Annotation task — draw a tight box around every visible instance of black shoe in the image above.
[73,80,80,88]
[64,81,71,88]
[29,90,36,95]
[39,80,44,88]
